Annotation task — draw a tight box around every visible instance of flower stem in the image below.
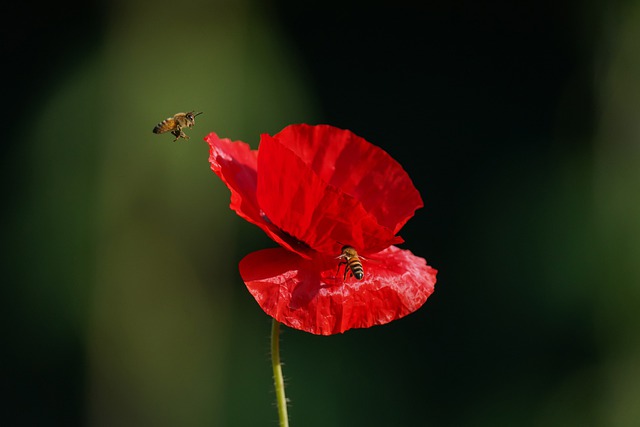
[271,319,290,427]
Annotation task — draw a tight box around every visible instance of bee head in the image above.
[186,111,203,121]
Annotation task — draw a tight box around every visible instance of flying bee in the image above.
[153,111,202,141]
[336,245,364,281]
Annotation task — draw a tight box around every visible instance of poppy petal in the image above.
[270,124,424,234]
[239,246,437,335]
[206,132,313,257]
[256,132,403,256]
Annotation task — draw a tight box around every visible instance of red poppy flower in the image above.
[207,124,437,335]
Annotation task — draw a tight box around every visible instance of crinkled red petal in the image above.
[206,132,313,258]
[269,124,424,234]
[239,246,437,335]
[257,131,402,255]
[256,131,403,256]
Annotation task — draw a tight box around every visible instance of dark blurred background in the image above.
[3,0,640,426]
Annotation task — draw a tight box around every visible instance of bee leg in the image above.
[344,265,351,281]
[335,260,345,281]
[171,129,181,142]
[336,260,352,281]
[176,125,189,141]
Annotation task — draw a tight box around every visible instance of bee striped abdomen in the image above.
[153,117,176,134]
[347,257,364,280]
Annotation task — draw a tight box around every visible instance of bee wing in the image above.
[359,254,383,266]
[153,117,177,134]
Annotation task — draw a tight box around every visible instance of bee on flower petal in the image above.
[153,111,202,141]
[337,245,364,281]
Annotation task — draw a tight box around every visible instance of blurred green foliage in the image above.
[3,0,640,426]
